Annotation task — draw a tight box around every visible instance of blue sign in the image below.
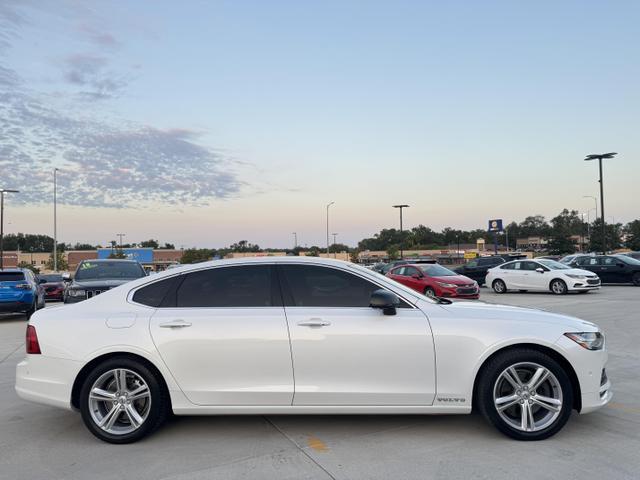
[97,248,154,263]
[488,219,503,232]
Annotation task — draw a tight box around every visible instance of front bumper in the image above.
[15,355,81,410]
[554,334,612,414]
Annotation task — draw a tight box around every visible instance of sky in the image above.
[1,0,638,249]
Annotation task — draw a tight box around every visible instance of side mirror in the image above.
[535,268,545,273]
[62,273,71,282]
[411,273,423,279]
[370,289,400,316]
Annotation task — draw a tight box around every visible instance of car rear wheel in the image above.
[550,279,567,295]
[79,357,169,444]
[492,279,507,294]
[633,272,640,286]
[477,349,573,441]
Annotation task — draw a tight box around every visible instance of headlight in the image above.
[564,332,604,350]
[436,282,457,288]
[566,274,587,279]
[68,289,86,297]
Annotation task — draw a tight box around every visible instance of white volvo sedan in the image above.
[486,258,601,295]
[16,257,611,443]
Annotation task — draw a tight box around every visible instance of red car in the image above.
[37,273,66,301]
[386,263,479,299]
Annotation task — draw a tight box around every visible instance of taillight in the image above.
[15,283,31,290]
[26,325,41,354]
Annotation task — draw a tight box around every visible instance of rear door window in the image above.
[133,276,180,307]
[175,265,277,308]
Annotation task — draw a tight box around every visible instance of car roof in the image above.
[79,259,140,263]
[0,268,26,273]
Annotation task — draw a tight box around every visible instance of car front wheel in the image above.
[633,272,640,286]
[79,357,169,444]
[550,279,567,295]
[477,349,573,441]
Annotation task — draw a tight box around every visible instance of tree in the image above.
[328,243,350,253]
[229,240,260,252]
[140,239,159,249]
[18,261,40,274]
[624,220,640,251]
[72,243,96,250]
[588,218,622,253]
[45,252,68,271]
[180,248,213,264]
[547,209,583,254]
[306,246,322,257]
[162,243,175,249]
[386,245,399,260]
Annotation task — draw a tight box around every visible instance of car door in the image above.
[575,256,599,277]
[521,261,549,291]
[402,266,425,292]
[279,263,436,406]
[507,261,526,288]
[460,260,479,282]
[148,264,294,406]
[387,266,409,287]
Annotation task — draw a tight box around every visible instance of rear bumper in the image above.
[15,355,81,411]
[0,301,30,313]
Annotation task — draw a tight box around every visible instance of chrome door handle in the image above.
[159,319,192,328]
[297,319,331,327]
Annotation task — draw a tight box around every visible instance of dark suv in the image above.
[64,259,147,303]
[453,256,506,286]
[568,255,640,285]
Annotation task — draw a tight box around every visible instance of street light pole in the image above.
[392,205,410,259]
[584,153,617,253]
[53,168,58,272]
[0,189,20,270]
[292,232,297,249]
[332,233,338,258]
[326,202,334,256]
[116,233,126,249]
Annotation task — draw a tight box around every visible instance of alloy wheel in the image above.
[493,362,563,432]
[88,369,151,435]
[551,280,566,294]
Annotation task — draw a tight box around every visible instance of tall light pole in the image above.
[0,189,20,270]
[326,202,334,255]
[53,168,58,272]
[584,153,617,253]
[292,232,297,249]
[116,233,126,249]
[392,204,409,259]
[332,233,338,258]
[583,196,598,226]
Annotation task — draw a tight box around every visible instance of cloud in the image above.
[77,24,120,48]
[62,53,128,100]
[0,84,244,207]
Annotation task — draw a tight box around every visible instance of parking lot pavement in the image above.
[1,288,639,480]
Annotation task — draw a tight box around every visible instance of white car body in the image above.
[16,257,611,438]
[486,259,601,293]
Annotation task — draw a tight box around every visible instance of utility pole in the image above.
[326,202,334,255]
[53,168,58,271]
[116,233,126,249]
[584,153,617,253]
[292,232,297,250]
[332,233,338,258]
[392,205,410,259]
[0,189,19,270]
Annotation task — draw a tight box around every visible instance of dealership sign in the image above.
[97,248,153,263]
[488,219,503,232]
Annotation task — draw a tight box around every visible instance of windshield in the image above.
[75,261,146,281]
[616,255,640,266]
[0,272,25,282]
[39,274,63,282]
[537,259,571,270]
[418,264,457,276]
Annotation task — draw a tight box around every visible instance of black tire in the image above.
[550,279,567,295]
[476,348,573,441]
[577,290,589,294]
[518,290,528,293]
[424,287,436,298]
[25,301,36,320]
[492,279,507,294]
[79,357,169,444]
[633,272,640,286]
